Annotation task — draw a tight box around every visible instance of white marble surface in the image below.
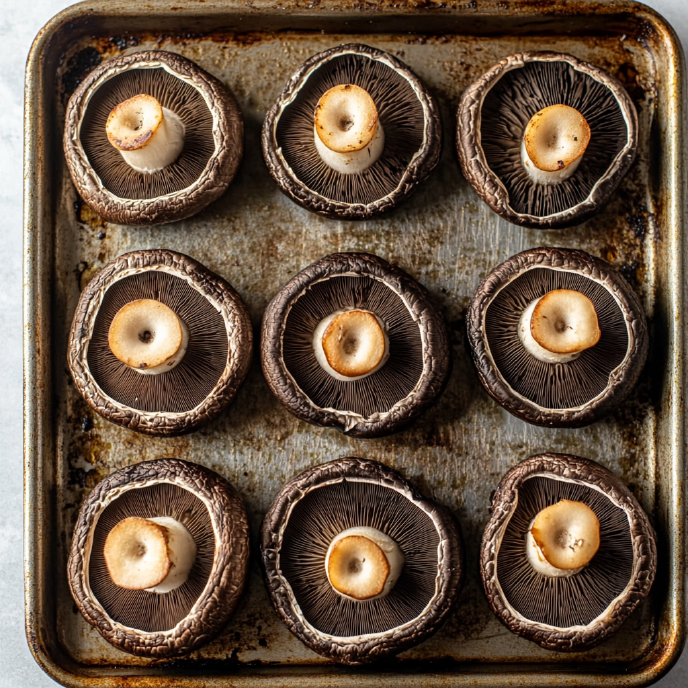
[2,0,686,686]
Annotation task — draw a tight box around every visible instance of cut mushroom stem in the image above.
[108,298,190,375]
[518,289,601,364]
[526,500,600,577]
[106,93,185,173]
[103,516,197,593]
[314,84,385,174]
[313,308,390,381]
[325,526,404,600]
[521,104,591,185]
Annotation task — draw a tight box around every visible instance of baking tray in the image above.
[23,1,686,686]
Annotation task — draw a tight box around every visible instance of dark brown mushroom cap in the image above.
[64,50,243,225]
[68,458,250,658]
[261,252,450,438]
[457,52,638,229]
[262,43,442,220]
[261,458,463,664]
[467,247,648,427]
[68,249,252,436]
[481,453,656,652]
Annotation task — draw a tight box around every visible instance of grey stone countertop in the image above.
[3,0,687,686]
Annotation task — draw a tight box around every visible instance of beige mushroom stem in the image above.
[313,84,385,174]
[518,289,601,364]
[521,104,591,185]
[313,308,390,381]
[526,500,600,578]
[103,516,197,593]
[106,93,185,173]
[325,526,404,600]
[108,299,190,375]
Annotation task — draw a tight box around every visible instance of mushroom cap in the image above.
[261,252,451,438]
[481,453,656,651]
[261,457,463,664]
[64,50,243,226]
[68,249,253,436]
[262,43,442,220]
[457,51,638,229]
[68,458,250,658]
[467,247,648,427]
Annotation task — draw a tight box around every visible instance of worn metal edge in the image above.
[22,0,685,686]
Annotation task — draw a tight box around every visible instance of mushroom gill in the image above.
[485,267,628,409]
[279,479,439,637]
[80,67,214,200]
[497,476,633,628]
[89,482,215,632]
[480,59,628,216]
[87,270,228,413]
[276,51,425,205]
[281,275,423,418]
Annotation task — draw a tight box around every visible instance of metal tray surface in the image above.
[23,1,686,686]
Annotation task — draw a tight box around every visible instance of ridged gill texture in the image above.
[87,270,228,413]
[81,67,214,200]
[280,479,439,636]
[481,60,627,217]
[277,52,424,205]
[497,476,633,628]
[485,267,628,409]
[89,482,215,632]
[282,275,423,417]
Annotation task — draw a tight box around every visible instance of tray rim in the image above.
[23,1,686,686]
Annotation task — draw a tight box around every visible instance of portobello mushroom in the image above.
[467,247,648,427]
[457,52,637,229]
[68,249,252,436]
[262,43,441,219]
[261,457,463,664]
[64,50,243,225]
[481,453,656,651]
[261,252,450,438]
[68,458,250,657]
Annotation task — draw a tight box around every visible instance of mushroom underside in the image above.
[87,271,228,413]
[282,275,423,417]
[89,482,215,632]
[277,53,425,204]
[80,67,214,200]
[481,61,627,216]
[485,267,628,409]
[280,479,439,637]
[497,475,633,628]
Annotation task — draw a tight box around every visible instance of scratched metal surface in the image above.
[24,2,685,686]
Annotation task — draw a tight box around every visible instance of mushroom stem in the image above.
[526,500,600,577]
[313,308,390,381]
[325,526,404,600]
[103,516,197,593]
[108,299,190,375]
[521,104,591,185]
[518,289,600,364]
[106,94,185,173]
[313,84,385,174]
